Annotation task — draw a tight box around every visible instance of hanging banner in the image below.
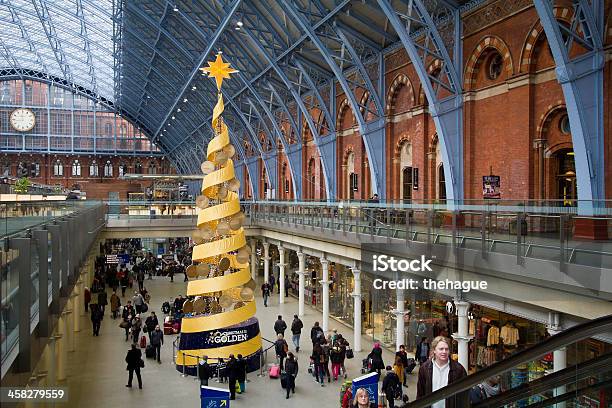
[482,175,501,199]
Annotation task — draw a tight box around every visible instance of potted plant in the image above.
[14,177,30,194]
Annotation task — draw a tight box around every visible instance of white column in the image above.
[395,287,406,351]
[72,293,80,333]
[351,268,362,352]
[57,314,68,381]
[278,247,286,304]
[297,251,306,317]
[320,258,330,333]
[548,315,567,408]
[250,239,257,280]
[263,242,270,284]
[451,300,472,371]
[47,336,59,386]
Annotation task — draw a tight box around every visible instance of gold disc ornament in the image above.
[218,185,228,200]
[240,287,254,301]
[191,230,205,245]
[193,297,205,314]
[216,221,230,235]
[219,293,233,309]
[229,214,243,230]
[183,300,194,314]
[196,263,210,277]
[196,195,209,209]
[244,278,257,290]
[199,226,214,240]
[223,144,235,158]
[235,250,249,264]
[186,264,198,278]
[201,161,215,174]
[218,257,231,272]
[227,178,240,192]
[214,151,228,165]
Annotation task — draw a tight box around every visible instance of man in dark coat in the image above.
[236,354,247,393]
[382,365,401,408]
[125,344,143,389]
[283,352,299,399]
[90,304,103,336]
[416,336,468,408]
[291,314,304,352]
[149,325,164,363]
[226,354,239,400]
[145,312,159,341]
[274,315,287,338]
[198,356,211,386]
[310,321,324,345]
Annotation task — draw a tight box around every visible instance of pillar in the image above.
[250,239,257,280]
[548,313,566,408]
[78,277,86,317]
[56,314,67,381]
[320,258,330,333]
[395,286,406,351]
[263,242,270,284]
[72,293,80,333]
[46,336,59,386]
[278,247,286,304]
[351,267,362,352]
[297,251,305,317]
[451,300,472,371]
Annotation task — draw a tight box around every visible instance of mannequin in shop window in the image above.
[500,321,519,347]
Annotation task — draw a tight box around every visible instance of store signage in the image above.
[483,175,501,199]
[200,386,230,408]
[373,254,433,272]
[351,372,379,406]
[106,254,118,264]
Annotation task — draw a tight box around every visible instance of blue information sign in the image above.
[351,372,379,405]
[200,386,230,408]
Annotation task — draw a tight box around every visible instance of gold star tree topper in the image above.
[200,52,238,91]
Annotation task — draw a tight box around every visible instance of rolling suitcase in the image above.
[145,344,155,359]
[269,364,280,378]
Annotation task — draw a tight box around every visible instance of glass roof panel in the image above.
[0,0,115,100]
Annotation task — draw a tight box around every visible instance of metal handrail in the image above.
[406,314,612,408]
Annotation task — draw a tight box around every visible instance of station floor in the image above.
[62,276,418,407]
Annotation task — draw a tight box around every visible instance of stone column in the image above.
[250,239,257,280]
[56,314,68,381]
[278,247,286,304]
[72,293,80,333]
[320,258,330,332]
[297,251,306,317]
[395,286,406,351]
[548,314,566,408]
[451,300,472,371]
[351,267,362,352]
[263,242,270,284]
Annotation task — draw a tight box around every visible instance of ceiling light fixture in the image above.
[183,98,188,102]
[177,108,181,112]
[172,116,175,120]
[192,86,197,90]
[236,21,243,27]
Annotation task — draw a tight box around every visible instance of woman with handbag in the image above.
[125,343,143,389]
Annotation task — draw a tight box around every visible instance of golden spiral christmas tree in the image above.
[175,52,261,373]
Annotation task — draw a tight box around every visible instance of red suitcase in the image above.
[164,322,173,335]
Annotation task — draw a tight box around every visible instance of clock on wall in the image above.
[10,108,36,132]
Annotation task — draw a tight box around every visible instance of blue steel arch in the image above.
[533,0,605,215]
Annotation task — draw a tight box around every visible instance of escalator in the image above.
[408,314,612,407]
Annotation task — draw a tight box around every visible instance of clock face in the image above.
[10,108,36,132]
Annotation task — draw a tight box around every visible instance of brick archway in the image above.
[336,98,354,130]
[519,7,574,73]
[464,35,514,90]
[386,74,415,115]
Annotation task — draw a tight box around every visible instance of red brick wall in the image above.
[2,153,171,200]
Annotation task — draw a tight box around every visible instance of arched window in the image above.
[53,160,63,176]
[134,161,143,174]
[486,52,504,80]
[346,151,356,200]
[118,164,127,177]
[104,161,113,177]
[148,162,156,174]
[17,162,28,177]
[89,160,99,177]
[72,160,81,176]
[438,164,446,201]
[400,143,413,202]
[30,162,40,177]
[104,123,113,137]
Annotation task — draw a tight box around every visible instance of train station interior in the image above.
[1,0,611,407]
